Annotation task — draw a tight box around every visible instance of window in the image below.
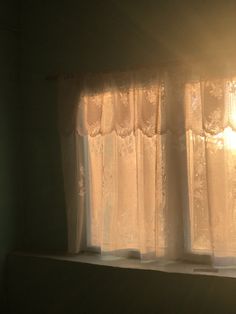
[58,68,236,266]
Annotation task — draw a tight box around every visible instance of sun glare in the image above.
[223,127,236,151]
[213,127,236,152]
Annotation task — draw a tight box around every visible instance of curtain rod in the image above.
[45,57,236,81]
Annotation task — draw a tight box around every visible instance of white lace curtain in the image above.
[58,68,236,266]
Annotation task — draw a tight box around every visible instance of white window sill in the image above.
[13,251,236,278]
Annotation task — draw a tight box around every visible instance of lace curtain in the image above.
[58,69,236,265]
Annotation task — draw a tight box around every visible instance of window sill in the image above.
[12,251,236,278]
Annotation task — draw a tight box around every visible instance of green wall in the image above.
[8,253,236,314]
[0,0,21,311]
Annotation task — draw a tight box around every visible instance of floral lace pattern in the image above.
[118,134,135,156]
[204,108,223,134]
[205,80,224,99]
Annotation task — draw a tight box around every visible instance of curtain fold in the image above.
[185,77,236,265]
[58,69,236,266]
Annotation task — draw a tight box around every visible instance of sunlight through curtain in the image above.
[58,68,236,266]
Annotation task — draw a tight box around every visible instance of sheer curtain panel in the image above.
[58,68,236,266]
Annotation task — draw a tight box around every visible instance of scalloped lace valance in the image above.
[58,70,236,137]
[58,67,236,266]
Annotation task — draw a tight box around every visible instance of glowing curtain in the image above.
[58,69,236,265]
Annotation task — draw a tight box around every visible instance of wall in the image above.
[0,0,21,312]
[7,253,236,314]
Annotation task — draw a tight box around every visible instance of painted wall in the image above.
[8,254,236,314]
[0,0,21,311]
